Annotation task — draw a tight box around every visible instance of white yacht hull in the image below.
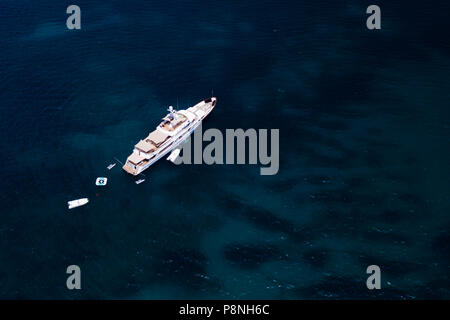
[134,121,201,174]
[123,97,216,176]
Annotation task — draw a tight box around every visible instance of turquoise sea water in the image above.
[0,0,449,299]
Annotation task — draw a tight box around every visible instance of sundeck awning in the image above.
[135,139,156,153]
[147,130,169,145]
[128,152,144,165]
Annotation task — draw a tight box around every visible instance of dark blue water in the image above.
[0,0,449,299]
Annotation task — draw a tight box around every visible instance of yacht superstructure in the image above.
[123,97,217,175]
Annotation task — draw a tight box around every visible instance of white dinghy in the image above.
[68,198,89,209]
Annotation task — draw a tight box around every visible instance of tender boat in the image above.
[107,163,116,170]
[68,198,89,209]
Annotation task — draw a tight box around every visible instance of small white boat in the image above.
[135,179,145,185]
[68,198,89,209]
[95,177,108,186]
[167,148,181,163]
[107,163,116,170]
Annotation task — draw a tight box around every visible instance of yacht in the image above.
[123,97,217,175]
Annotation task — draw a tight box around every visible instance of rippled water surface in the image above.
[0,0,449,299]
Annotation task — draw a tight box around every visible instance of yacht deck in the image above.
[160,113,187,132]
